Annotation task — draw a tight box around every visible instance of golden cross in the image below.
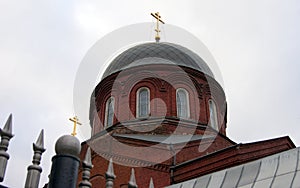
[151,12,165,42]
[69,116,82,136]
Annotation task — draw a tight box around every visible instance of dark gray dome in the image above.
[102,42,214,79]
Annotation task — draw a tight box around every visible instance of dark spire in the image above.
[0,114,14,182]
[105,158,116,188]
[79,147,93,188]
[128,168,138,188]
[2,114,13,136]
[149,177,154,188]
[25,129,46,188]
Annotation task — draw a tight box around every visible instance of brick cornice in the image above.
[171,136,296,183]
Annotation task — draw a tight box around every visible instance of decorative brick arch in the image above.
[92,63,227,135]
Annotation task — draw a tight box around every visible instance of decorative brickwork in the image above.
[91,64,227,136]
[78,42,296,188]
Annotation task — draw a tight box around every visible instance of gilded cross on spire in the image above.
[69,116,82,136]
[151,12,165,42]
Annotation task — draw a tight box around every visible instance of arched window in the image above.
[105,97,114,128]
[137,87,150,117]
[176,88,190,118]
[209,99,218,130]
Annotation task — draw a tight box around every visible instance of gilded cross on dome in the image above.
[151,12,165,42]
[69,116,82,136]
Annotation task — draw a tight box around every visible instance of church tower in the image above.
[77,18,295,188]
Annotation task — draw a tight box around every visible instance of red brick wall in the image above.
[92,64,227,135]
[78,143,171,188]
[80,64,230,187]
[77,132,236,187]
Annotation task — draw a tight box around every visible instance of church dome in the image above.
[91,40,227,136]
[102,42,214,80]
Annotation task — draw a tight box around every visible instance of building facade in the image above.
[77,42,295,187]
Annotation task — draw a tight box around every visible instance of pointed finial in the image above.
[151,12,165,42]
[79,147,93,188]
[25,129,46,187]
[128,168,138,188]
[0,114,14,182]
[106,158,115,178]
[149,177,154,188]
[105,158,116,188]
[34,129,45,151]
[0,114,13,137]
[83,147,92,167]
[33,129,46,156]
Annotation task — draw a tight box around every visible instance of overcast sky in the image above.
[0,0,300,187]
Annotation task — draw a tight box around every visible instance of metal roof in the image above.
[167,147,300,188]
[102,42,214,80]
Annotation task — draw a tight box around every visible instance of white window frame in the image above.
[208,99,219,130]
[104,97,115,128]
[176,88,190,119]
[136,87,150,118]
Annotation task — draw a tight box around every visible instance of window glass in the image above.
[176,89,189,118]
[105,97,114,127]
[209,100,218,130]
[137,88,149,117]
